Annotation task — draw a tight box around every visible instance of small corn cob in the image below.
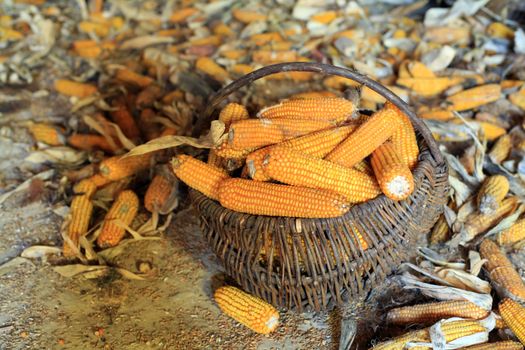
[67,134,118,153]
[263,147,381,203]
[371,142,414,201]
[497,219,525,246]
[110,96,141,142]
[196,57,229,83]
[462,341,524,350]
[325,103,402,168]
[228,118,333,149]
[218,103,249,128]
[172,155,229,201]
[213,141,254,159]
[477,175,510,215]
[430,214,451,244]
[386,300,489,325]
[54,79,98,98]
[115,68,153,88]
[63,179,97,257]
[28,123,65,146]
[214,286,279,334]
[446,84,501,111]
[257,97,356,123]
[499,298,525,345]
[144,172,179,215]
[218,178,350,218]
[99,153,153,181]
[480,239,525,301]
[97,190,139,248]
[462,197,518,242]
[389,103,419,169]
[489,134,512,164]
[87,173,112,188]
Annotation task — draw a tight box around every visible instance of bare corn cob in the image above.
[97,190,139,248]
[172,155,229,201]
[144,172,179,214]
[99,153,153,181]
[218,178,350,218]
[477,175,510,215]
[446,84,502,111]
[389,103,419,169]
[325,103,402,168]
[497,219,525,246]
[386,300,489,325]
[489,134,512,164]
[263,147,381,203]
[110,96,141,142]
[68,134,118,153]
[499,298,525,345]
[257,97,356,123]
[214,286,279,334]
[371,142,414,201]
[463,341,524,350]
[28,123,65,146]
[430,215,451,244]
[219,103,249,128]
[480,239,525,301]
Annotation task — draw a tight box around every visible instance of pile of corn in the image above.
[173,96,419,219]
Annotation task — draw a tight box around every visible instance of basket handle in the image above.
[196,62,443,164]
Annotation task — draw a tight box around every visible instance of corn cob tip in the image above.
[386,175,413,199]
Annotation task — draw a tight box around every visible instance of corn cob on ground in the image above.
[477,175,510,215]
[257,97,356,122]
[462,341,524,350]
[28,123,65,146]
[446,84,502,111]
[499,298,525,345]
[68,134,118,153]
[97,190,139,248]
[371,142,414,201]
[99,153,153,181]
[497,219,525,246]
[144,173,178,214]
[110,96,141,141]
[489,134,512,164]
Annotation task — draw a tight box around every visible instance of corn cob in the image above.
[446,84,501,111]
[462,197,518,242]
[214,286,278,334]
[386,300,489,325]
[495,313,508,329]
[169,7,198,23]
[28,123,65,146]
[228,118,333,149]
[99,153,153,181]
[67,134,118,153]
[115,68,153,88]
[290,91,338,99]
[477,175,510,215]
[144,173,179,214]
[218,178,350,218]
[499,298,525,345]
[497,219,525,246]
[172,155,229,201]
[388,103,419,169]
[371,142,414,201]
[257,97,356,123]
[138,108,162,141]
[430,214,451,244]
[87,173,112,188]
[232,9,267,23]
[325,103,402,168]
[489,134,512,164]
[136,84,163,108]
[54,79,98,98]
[63,179,97,257]
[480,239,525,301]
[353,159,374,176]
[214,141,254,159]
[218,103,249,128]
[487,22,515,39]
[110,96,140,142]
[263,147,381,203]
[97,190,139,248]
[196,57,229,83]
[463,341,524,350]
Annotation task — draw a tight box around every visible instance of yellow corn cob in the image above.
[144,173,178,214]
[97,190,139,248]
[115,68,153,88]
[213,141,254,159]
[389,103,419,169]
[207,149,223,168]
[497,219,525,246]
[218,103,249,129]
[499,298,525,345]
[172,155,229,201]
[480,239,525,301]
[196,57,229,83]
[218,178,350,218]
[430,214,451,244]
[371,142,414,201]
[214,286,279,334]
[263,147,381,203]
[87,173,112,188]
[487,22,515,39]
[54,79,98,98]
[495,313,508,329]
[325,103,402,168]
[353,159,374,175]
[477,175,510,215]
[386,300,489,325]
[290,91,338,99]
[446,84,501,111]
[63,179,97,257]
[462,197,518,242]
[228,118,333,149]
[99,153,153,181]
[257,97,356,123]
[489,134,512,164]
[232,9,267,23]
[463,341,524,350]
[28,123,65,146]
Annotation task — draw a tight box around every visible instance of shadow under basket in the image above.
[190,62,449,312]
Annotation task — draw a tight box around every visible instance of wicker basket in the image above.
[190,62,449,312]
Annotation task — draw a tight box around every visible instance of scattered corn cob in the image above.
[446,84,501,111]
[290,91,338,99]
[218,103,249,128]
[172,155,229,201]
[97,190,139,248]
[463,341,523,350]
[489,134,512,164]
[388,103,419,169]
[371,142,414,201]
[169,7,198,23]
[477,175,510,215]
[68,134,118,153]
[386,300,489,325]
[497,219,525,247]
[115,68,153,88]
[110,96,140,141]
[480,239,525,301]
[218,178,350,218]
[144,172,179,214]
[499,298,525,345]
[430,214,451,244]
[196,57,229,83]
[87,173,112,188]
[28,123,65,146]
[263,147,381,203]
[257,97,356,123]
[232,9,267,23]
[54,79,98,98]
[214,286,279,334]
[99,153,153,181]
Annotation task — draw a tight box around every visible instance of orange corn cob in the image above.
[228,118,333,149]
[214,286,278,334]
[110,96,140,141]
[495,313,508,329]
[54,79,98,98]
[489,134,512,164]
[386,300,489,325]
[99,153,153,181]
[263,147,380,203]
[388,103,419,169]
[499,298,525,345]
[218,178,350,218]
[257,97,356,123]
[290,91,338,99]
[463,341,523,350]
[462,197,518,242]
[63,179,97,257]
[430,214,451,244]
[144,173,178,214]
[169,7,198,23]
[87,173,112,188]
[218,103,249,128]
[115,68,153,88]
[232,9,267,23]
[477,175,509,215]
[78,21,110,37]
[497,219,525,246]
[136,84,163,108]
[214,141,254,159]
[325,103,402,168]
[487,22,515,39]
[371,142,414,201]
[138,108,162,141]
[196,57,229,83]
[480,239,525,301]
[67,134,118,153]
[446,84,501,111]
[97,190,139,248]
[28,123,65,146]
[172,155,229,201]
